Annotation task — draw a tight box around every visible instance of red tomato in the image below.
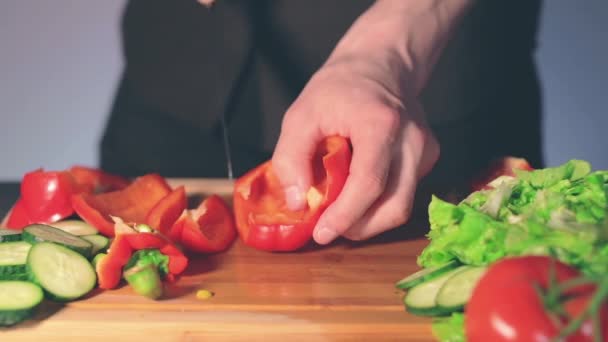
[466,256,607,342]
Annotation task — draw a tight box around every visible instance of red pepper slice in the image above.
[233,136,351,252]
[68,166,130,194]
[170,195,236,253]
[145,186,187,235]
[4,198,33,229]
[72,174,172,237]
[97,230,188,290]
[20,169,80,224]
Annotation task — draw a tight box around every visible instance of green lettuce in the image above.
[419,160,608,276]
[432,313,465,342]
[416,160,608,341]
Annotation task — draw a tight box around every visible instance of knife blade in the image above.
[220,112,234,180]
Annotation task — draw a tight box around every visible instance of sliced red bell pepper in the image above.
[4,198,33,229]
[96,220,188,290]
[20,168,80,224]
[233,136,351,252]
[170,195,236,253]
[68,165,130,194]
[72,174,172,237]
[145,186,187,235]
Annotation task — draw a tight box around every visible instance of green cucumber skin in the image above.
[404,302,454,317]
[0,307,37,327]
[22,225,93,258]
[0,229,22,243]
[0,241,32,281]
[403,267,469,317]
[50,220,98,236]
[0,281,44,327]
[82,235,110,256]
[27,242,96,302]
[396,260,460,290]
[0,265,29,281]
[436,266,488,312]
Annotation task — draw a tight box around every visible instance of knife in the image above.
[220,112,234,180]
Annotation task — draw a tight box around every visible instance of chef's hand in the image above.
[272,57,439,244]
[271,0,472,245]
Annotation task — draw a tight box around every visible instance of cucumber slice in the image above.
[436,266,487,312]
[27,242,97,301]
[81,235,110,256]
[404,266,469,316]
[50,220,98,236]
[0,281,44,326]
[0,242,32,281]
[396,260,460,290]
[0,229,22,243]
[91,253,106,269]
[23,224,92,258]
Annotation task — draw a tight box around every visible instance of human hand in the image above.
[271,56,440,245]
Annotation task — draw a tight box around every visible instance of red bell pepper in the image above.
[19,168,81,224]
[145,186,187,235]
[68,165,130,194]
[169,195,236,253]
[96,229,188,290]
[5,166,130,229]
[72,174,172,237]
[233,136,351,252]
[4,198,33,229]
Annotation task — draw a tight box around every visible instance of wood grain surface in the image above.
[1,179,435,342]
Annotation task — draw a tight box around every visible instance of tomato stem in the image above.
[555,277,608,341]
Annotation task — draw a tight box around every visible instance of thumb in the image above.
[271,111,322,211]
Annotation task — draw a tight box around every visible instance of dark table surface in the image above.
[0,182,20,220]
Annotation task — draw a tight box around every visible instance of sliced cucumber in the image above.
[81,235,110,256]
[0,229,22,243]
[436,266,487,312]
[91,253,106,269]
[23,224,92,258]
[404,266,469,316]
[0,281,44,326]
[0,242,32,281]
[396,260,460,290]
[27,242,97,301]
[50,220,98,236]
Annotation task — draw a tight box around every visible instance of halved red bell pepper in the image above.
[4,198,33,229]
[145,186,187,235]
[233,136,352,252]
[20,168,81,224]
[5,166,130,229]
[170,195,236,253]
[96,227,188,290]
[68,165,130,194]
[72,174,172,237]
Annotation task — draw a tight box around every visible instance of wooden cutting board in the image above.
[1,179,435,341]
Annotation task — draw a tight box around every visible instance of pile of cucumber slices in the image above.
[396,261,487,316]
[0,221,109,326]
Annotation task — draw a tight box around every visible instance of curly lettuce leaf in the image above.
[419,160,608,276]
[432,313,465,342]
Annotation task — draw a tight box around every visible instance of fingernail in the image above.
[285,186,305,211]
[314,226,338,245]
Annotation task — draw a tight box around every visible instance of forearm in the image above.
[326,0,473,96]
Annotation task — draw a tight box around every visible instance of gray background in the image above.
[0,0,606,181]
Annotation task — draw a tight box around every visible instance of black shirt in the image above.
[101,0,543,193]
